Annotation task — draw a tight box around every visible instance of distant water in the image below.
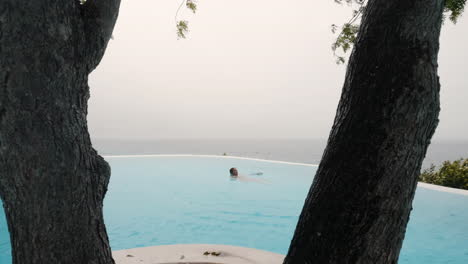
[93,138,467,169]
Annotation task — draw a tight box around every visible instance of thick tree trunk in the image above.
[0,1,120,263]
[284,0,444,263]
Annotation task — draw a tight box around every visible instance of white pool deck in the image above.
[417,182,468,196]
[113,244,284,264]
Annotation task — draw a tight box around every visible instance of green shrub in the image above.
[419,158,468,190]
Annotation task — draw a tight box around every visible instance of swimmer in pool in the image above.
[229,167,269,184]
[229,167,238,177]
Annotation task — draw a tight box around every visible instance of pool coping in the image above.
[103,154,468,196]
[103,154,319,167]
[417,182,468,196]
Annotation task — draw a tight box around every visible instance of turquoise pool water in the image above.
[0,156,467,263]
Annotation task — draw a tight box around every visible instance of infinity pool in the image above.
[1,156,467,263]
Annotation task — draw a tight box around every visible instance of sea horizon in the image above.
[92,138,468,169]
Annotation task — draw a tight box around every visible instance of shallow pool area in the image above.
[1,155,467,263]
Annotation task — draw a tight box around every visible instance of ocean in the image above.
[92,138,468,169]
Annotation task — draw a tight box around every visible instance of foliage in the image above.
[419,158,468,190]
[445,0,467,23]
[171,0,465,43]
[331,0,366,64]
[332,0,466,64]
[176,20,189,39]
[332,23,360,64]
[186,0,197,13]
[175,0,197,39]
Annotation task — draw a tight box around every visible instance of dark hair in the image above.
[229,168,237,174]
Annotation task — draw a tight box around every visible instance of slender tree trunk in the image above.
[284,0,444,263]
[0,1,120,263]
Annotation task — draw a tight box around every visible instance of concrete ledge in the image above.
[104,154,318,167]
[417,182,468,196]
[113,244,285,264]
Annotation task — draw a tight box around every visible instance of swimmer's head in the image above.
[229,167,238,176]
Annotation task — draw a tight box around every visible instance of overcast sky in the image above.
[88,0,468,140]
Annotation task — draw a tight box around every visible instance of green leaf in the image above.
[445,0,467,23]
[186,0,197,13]
[176,20,189,39]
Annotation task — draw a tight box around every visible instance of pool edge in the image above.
[103,154,319,167]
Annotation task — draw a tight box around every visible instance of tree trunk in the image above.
[284,0,444,263]
[0,1,120,263]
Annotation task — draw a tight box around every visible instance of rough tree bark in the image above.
[284,0,444,263]
[0,0,120,263]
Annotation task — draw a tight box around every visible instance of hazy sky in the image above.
[88,0,468,140]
